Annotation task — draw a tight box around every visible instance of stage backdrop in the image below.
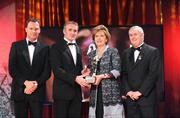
[13,0,180,117]
[0,1,16,117]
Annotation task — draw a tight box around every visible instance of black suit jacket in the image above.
[9,39,51,101]
[50,39,83,101]
[121,43,160,106]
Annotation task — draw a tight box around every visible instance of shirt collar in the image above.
[130,42,144,48]
[64,37,76,44]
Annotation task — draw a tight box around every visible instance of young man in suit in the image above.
[8,18,51,117]
[50,21,89,118]
[121,26,160,118]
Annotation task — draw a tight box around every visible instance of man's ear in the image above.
[25,28,27,33]
[63,29,65,35]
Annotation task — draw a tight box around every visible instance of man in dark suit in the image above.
[8,18,51,118]
[50,21,89,118]
[121,26,160,118]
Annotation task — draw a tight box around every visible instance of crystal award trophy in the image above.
[85,55,99,84]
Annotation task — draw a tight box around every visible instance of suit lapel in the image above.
[133,50,144,68]
[127,49,134,69]
[131,44,147,70]
[64,44,76,67]
[61,39,80,67]
[32,41,42,65]
[22,40,31,65]
[76,45,81,66]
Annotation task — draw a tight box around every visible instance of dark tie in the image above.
[68,43,76,46]
[131,46,142,52]
[28,41,37,47]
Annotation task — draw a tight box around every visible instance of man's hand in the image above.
[24,80,34,89]
[126,91,142,100]
[75,76,89,88]
[24,87,33,94]
[126,91,135,100]
[132,91,142,100]
[24,80,38,94]
[81,66,91,77]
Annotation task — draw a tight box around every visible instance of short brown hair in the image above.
[63,21,79,30]
[92,25,111,43]
[25,18,40,27]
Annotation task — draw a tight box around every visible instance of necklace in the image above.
[96,46,106,58]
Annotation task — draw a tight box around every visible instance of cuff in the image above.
[110,70,120,79]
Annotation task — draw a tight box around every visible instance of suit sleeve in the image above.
[139,49,160,96]
[36,46,51,86]
[8,42,26,86]
[50,45,76,86]
[109,49,121,79]
[121,51,131,95]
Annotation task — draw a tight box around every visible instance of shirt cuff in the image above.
[110,70,120,79]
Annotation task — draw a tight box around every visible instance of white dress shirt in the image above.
[133,42,144,62]
[26,38,37,65]
[134,50,140,62]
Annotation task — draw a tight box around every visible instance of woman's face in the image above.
[94,30,107,47]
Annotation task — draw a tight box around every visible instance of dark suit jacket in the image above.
[50,39,83,101]
[121,43,160,106]
[9,39,51,101]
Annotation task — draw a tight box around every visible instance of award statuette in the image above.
[85,75,95,83]
[85,55,99,84]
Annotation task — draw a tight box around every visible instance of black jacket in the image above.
[50,39,83,100]
[9,39,51,101]
[121,43,160,105]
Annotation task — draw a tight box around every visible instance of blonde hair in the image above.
[92,25,111,44]
[63,21,79,30]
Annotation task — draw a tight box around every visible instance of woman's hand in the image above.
[93,74,104,85]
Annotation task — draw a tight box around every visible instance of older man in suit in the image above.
[8,18,51,117]
[50,21,89,118]
[121,26,160,118]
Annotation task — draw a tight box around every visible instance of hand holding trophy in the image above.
[85,75,95,84]
[83,55,100,84]
[81,65,95,84]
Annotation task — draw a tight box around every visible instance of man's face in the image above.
[63,24,78,42]
[129,29,144,48]
[25,21,40,41]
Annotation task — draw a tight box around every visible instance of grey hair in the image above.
[129,26,144,34]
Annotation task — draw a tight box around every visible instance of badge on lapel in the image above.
[137,54,143,61]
